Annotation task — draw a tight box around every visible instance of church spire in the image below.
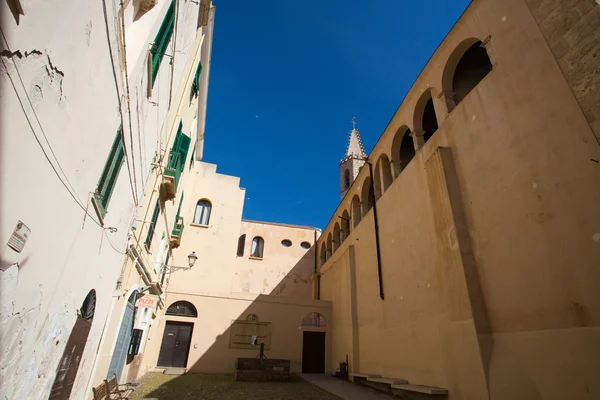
[339,117,366,199]
[344,117,366,159]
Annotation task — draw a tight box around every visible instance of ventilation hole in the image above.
[281,239,292,247]
[300,241,311,249]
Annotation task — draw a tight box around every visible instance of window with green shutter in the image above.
[191,62,202,98]
[145,200,161,250]
[150,0,175,87]
[94,127,125,219]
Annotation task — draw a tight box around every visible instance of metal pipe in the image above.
[366,161,384,300]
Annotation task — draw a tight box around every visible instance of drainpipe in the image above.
[366,161,384,300]
[314,229,320,300]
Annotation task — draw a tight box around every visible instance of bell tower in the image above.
[340,118,366,199]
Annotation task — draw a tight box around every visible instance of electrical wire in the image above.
[102,0,139,206]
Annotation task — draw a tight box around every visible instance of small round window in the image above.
[300,241,311,249]
[281,239,292,247]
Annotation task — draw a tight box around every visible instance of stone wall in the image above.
[525,0,600,144]
[234,358,290,381]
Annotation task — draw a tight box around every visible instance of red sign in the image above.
[135,294,158,309]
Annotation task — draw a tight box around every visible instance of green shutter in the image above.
[95,126,125,218]
[160,251,170,285]
[145,200,160,249]
[177,133,191,164]
[150,0,175,86]
[191,62,202,97]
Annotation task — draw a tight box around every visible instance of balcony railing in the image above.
[170,216,184,248]
[162,150,183,201]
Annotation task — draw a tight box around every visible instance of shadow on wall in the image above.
[140,245,328,398]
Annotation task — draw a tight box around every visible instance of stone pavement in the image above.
[300,374,396,400]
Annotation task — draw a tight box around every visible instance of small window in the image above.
[237,234,246,257]
[302,312,326,327]
[166,301,197,317]
[344,169,350,189]
[194,199,211,225]
[251,236,264,258]
[191,62,202,98]
[300,241,311,249]
[93,127,125,219]
[145,200,161,250]
[281,239,292,247]
[246,313,258,321]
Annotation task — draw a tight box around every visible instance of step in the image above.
[163,367,187,375]
[391,383,448,395]
[368,377,408,385]
[349,372,381,379]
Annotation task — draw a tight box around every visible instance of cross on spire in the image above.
[351,117,357,131]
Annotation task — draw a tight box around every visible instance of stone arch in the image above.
[413,89,439,146]
[333,222,341,251]
[391,125,415,177]
[361,176,373,217]
[374,153,393,196]
[442,38,492,111]
[166,300,198,317]
[320,242,327,265]
[341,209,350,241]
[326,232,332,259]
[351,194,361,228]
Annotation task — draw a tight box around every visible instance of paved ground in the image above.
[129,373,342,400]
[300,374,396,400]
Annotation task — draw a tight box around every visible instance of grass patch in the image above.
[130,373,341,400]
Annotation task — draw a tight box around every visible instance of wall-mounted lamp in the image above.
[164,251,198,274]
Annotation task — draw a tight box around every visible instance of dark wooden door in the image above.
[48,318,92,400]
[157,321,193,368]
[302,331,325,373]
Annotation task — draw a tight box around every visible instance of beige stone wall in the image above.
[319,0,600,399]
[524,0,600,145]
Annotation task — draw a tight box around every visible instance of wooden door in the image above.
[106,299,135,380]
[302,331,325,373]
[157,321,193,368]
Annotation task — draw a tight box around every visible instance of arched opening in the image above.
[361,177,373,217]
[375,154,393,195]
[351,195,361,228]
[236,234,246,257]
[301,312,327,327]
[333,223,341,251]
[246,313,258,321]
[193,199,212,225]
[343,169,350,189]
[414,90,439,145]
[320,243,327,265]
[251,236,264,258]
[444,39,492,109]
[341,210,350,241]
[166,301,198,317]
[390,126,414,177]
[326,232,332,258]
[50,290,96,399]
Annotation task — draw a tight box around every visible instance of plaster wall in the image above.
[319,0,600,399]
[0,0,210,398]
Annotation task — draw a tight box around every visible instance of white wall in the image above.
[0,0,211,398]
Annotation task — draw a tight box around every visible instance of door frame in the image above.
[157,320,194,368]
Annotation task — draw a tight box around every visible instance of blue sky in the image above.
[203,0,471,229]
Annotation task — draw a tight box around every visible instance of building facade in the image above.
[318,0,600,399]
[138,161,331,376]
[0,0,213,398]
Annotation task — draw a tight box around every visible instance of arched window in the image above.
[237,234,246,257]
[391,126,415,177]
[80,289,97,321]
[194,199,211,225]
[333,223,341,251]
[361,177,374,217]
[302,312,326,327]
[320,243,327,265]
[351,195,361,228]
[246,313,258,321]
[447,40,492,107]
[326,232,332,258]
[414,90,438,145]
[166,301,197,317]
[341,210,350,240]
[344,169,350,189]
[374,154,393,197]
[251,236,264,258]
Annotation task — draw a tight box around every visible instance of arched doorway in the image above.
[157,301,197,368]
[107,289,139,380]
[48,290,96,400]
[301,312,327,374]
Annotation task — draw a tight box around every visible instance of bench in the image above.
[92,375,133,400]
[349,372,381,382]
[391,383,448,399]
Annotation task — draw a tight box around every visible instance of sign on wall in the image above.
[135,294,159,310]
[229,321,271,350]
[7,221,30,253]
